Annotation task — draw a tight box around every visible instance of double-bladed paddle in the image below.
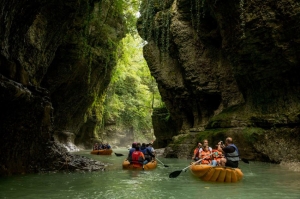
[241,158,250,164]
[156,158,169,167]
[114,152,124,157]
[169,153,215,178]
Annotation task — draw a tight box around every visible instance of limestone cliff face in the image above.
[138,0,300,163]
[0,0,125,175]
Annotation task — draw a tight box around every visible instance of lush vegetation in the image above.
[99,0,163,141]
[103,33,162,140]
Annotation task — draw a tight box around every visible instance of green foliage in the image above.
[194,129,227,144]
[104,33,162,137]
[242,127,264,143]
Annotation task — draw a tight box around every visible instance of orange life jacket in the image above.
[131,151,144,167]
[201,150,211,164]
[193,148,200,157]
[212,149,223,162]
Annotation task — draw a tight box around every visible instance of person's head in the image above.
[135,146,140,151]
[141,143,146,149]
[203,139,209,146]
[132,143,137,148]
[203,145,209,151]
[197,142,202,147]
[137,143,141,147]
[148,143,152,147]
[225,137,233,145]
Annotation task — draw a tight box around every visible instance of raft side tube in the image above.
[190,164,211,178]
[235,168,244,181]
[216,168,227,182]
[209,167,222,182]
[201,167,214,181]
[231,169,238,183]
[225,168,232,183]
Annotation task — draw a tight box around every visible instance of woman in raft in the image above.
[212,145,223,165]
[199,145,217,166]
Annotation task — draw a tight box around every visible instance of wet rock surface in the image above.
[0,0,125,176]
[138,0,300,162]
[31,143,106,173]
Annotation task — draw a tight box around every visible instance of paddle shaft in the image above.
[156,158,168,167]
[182,153,214,171]
[241,158,250,164]
[156,158,164,165]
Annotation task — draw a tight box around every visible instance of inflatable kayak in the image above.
[122,160,157,170]
[90,149,113,155]
[190,164,243,182]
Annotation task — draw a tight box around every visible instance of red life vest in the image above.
[131,151,143,167]
[194,148,200,157]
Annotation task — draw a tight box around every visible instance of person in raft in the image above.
[199,139,212,153]
[131,145,145,167]
[127,142,136,162]
[147,142,155,155]
[102,143,111,149]
[93,143,98,150]
[217,137,240,168]
[192,142,202,161]
[200,145,217,166]
[141,143,155,164]
[212,144,223,165]
[97,142,104,150]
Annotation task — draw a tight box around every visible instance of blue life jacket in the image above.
[225,144,239,161]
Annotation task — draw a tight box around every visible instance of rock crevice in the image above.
[0,0,125,175]
[138,0,300,163]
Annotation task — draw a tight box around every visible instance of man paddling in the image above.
[217,137,240,168]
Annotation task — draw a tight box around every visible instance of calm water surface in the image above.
[1,149,299,199]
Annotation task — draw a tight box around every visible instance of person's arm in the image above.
[222,146,235,153]
[205,152,212,160]
[140,152,145,160]
[217,142,224,152]
[198,148,202,159]
[127,149,132,159]
[147,149,155,157]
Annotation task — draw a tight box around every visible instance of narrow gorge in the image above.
[1,0,300,176]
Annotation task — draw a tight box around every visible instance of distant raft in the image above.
[90,149,113,155]
[190,164,243,183]
[122,160,157,170]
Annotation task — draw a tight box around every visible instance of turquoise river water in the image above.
[0,149,299,199]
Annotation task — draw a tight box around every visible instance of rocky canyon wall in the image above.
[0,0,125,175]
[138,0,300,163]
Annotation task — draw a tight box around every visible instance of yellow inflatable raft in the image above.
[190,164,243,183]
[90,149,113,155]
[122,160,157,170]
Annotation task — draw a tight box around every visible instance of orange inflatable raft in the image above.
[122,160,157,170]
[90,149,113,155]
[190,164,243,183]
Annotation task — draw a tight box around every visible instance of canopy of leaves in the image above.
[104,33,162,136]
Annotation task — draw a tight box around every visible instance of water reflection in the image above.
[0,149,299,199]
